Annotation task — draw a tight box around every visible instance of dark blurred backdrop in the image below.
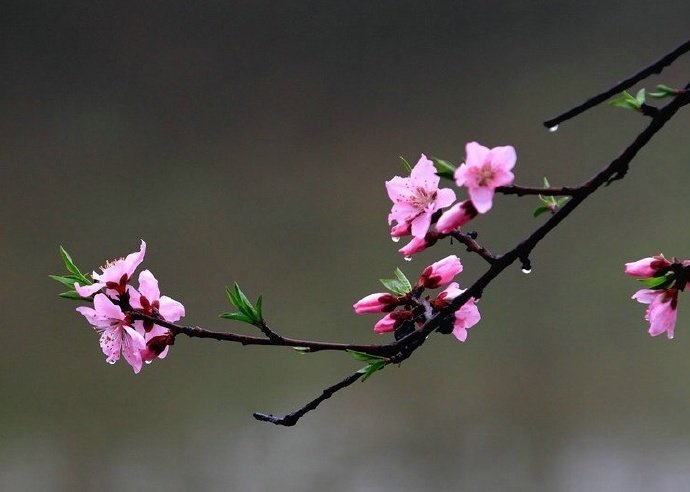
[3,1,690,491]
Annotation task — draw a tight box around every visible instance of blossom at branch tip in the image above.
[454,142,516,214]
[420,255,463,289]
[436,200,478,234]
[386,154,456,239]
[436,282,481,342]
[76,293,147,373]
[129,270,185,362]
[632,288,678,339]
[624,255,671,278]
[74,240,147,297]
[353,292,399,314]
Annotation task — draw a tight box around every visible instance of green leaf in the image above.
[393,268,412,293]
[430,157,456,180]
[635,88,646,105]
[379,278,406,296]
[59,246,81,276]
[543,176,551,188]
[219,312,255,323]
[358,359,387,381]
[556,196,570,207]
[293,347,311,354]
[637,275,672,289]
[610,91,641,110]
[347,349,385,362]
[58,290,90,301]
[649,84,677,99]
[533,205,551,218]
[399,156,412,174]
[234,283,257,317]
[256,294,263,320]
[50,274,84,288]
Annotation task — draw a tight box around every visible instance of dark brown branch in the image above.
[253,370,364,426]
[543,38,690,128]
[129,312,397,357]
[496,185,578,197]
[448,231,497,264]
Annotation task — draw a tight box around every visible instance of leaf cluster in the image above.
[50,246,93,300]
[220,283,264,325]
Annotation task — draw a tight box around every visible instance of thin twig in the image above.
[543,38,690,128]
[496,185,578,197]
[253,370,364,426]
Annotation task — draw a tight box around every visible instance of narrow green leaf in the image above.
[58,290,90,301]
[533,206,551,218]
[610,91,641,110]
[543,176,550,188]
[649,84,676,99]
[293,347,311,354]
[635,88,646,105]
[393,268,412,293]
[347,349,385,362]
[50,274,82,288]
[59,246,82,276]
[399,156,412,174]
[256,294,263,320]
[234,283,258,319]
[219,312,255,323]
[359,359,387,382]
[430,157,456,180]
[637,275,672,289]
[556,196,570,207]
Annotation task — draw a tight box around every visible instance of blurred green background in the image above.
[3,1,690,490]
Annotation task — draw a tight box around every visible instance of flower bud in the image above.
[420,255,463,289]
[624,255,671,278]
[436,200,478,234]
[353,293,398,314]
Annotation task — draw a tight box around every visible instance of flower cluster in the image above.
[353,255,480,342]
[75,241,185,373]
[386,142,516,256]
[626,254,687,339]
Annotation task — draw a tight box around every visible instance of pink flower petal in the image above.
[137,270,160,302]
[74,282,105,297]
[158,296,186,322]
[464,142,490,169]
[469,186,494,214]
[488,145,516,172]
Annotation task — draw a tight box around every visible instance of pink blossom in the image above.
[386,154,456,239]
[454,142,516,214]
[436,282,481,342]
[75,240,147,297]
[436,200,478,234]
[399,236,429,257]
[632,288,679,339]
[76,293,147,373]
[353,292,399,314]
[420,255,463,289]
[130,270,185,362]
[374,313,397,333]
[625,255,671,278]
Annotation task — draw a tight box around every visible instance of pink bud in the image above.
[390,222,411,238]
[436,200,478,234]
[624,255,671,278]
[353,293,398,314]
[374,313,397,333]
[420,255,463,289]
[399,237,428,257]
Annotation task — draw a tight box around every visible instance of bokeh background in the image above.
[3,1,690,490]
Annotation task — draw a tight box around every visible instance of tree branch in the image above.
[543,38,690,129]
